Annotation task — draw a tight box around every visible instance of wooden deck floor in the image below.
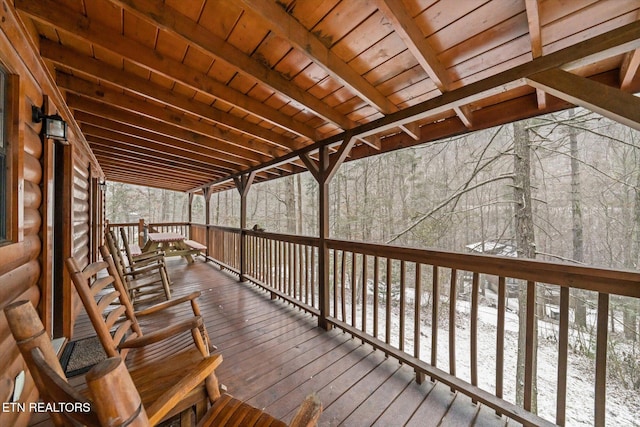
[32,258,513,427]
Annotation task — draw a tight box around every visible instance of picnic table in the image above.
[142,232,206,263]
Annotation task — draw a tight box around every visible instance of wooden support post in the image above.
[301,136,355,330]
[234,172,255,282]
[137,218,145,247]
[317,146,330,330]
[203,187,212,259]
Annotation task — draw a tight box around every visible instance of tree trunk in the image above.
[513,120,538,413]
[296,174,303,235]
[568,110,588,328]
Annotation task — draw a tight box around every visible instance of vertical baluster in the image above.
[595,292,609,426]
[362,255,368,335]
[298,244,303,301]
[304,245,309,305]
[351,252,357,328]
[277,240,282,292]
[311,246,316,309]
[556,286,569,426]
[449,268,457,381]
[471,272,479,400]
[288,242,294,297]
[524,280,536,412]
[293,243,299,299]
[373,256,379,339]
[341,250,347,322]
[267,238,272,287]
[333,249,338,317]
[496,276,506,414]
[415,263,424,384]
[431,265,439,380]
[399,260,406,352]
[386,259,392,346]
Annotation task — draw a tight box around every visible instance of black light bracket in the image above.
[32,105,68,143]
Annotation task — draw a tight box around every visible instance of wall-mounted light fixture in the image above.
[32,105,68,143]
[99,180,107,192]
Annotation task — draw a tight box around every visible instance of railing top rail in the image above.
[105,222,140,228]
[148,222,189,227]
[327,238,640,297]
[245,229,319,246]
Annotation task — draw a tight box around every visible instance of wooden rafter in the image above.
[75,112,253,168]
[56,71,288,160]
[620,48,640,91]
[16,0,315,142]
[525,0,547,109]
[107,0,356,132]
[374,0,482,130]
[239,0,399,115]
[42,42,304,153]
[190,19,640,192]
[374,0,451,91]
[66,95,266,165]
[526,68,640,131]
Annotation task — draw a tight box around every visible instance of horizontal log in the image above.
[73,233,89,252]
[73,204,89,216]
[23,152,42,184]
[0,260,41,311]
[0,235,41,277]
[0,338,20,383]
[74,162,91,179]
[23,207,41,236]
[23,180,42,209]
[74,178,90,193]
[23,124,42,158]
[73,222,89,237]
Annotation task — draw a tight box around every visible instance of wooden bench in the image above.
[184,239,207,258]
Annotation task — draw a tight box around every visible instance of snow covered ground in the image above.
[335,295,640,426]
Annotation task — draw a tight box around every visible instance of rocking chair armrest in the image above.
[146,354,223,426]
[289,394,322,427]
[119,317,203,349]
[135,291,201,317]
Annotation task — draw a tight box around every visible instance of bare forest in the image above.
[106,108,640,424]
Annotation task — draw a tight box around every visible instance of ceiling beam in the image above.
[41,41,303,153]
[107,0,356,132]
[66,94,269,166]
[75,112,251,169]
[620,49,640,91]
[374,0,451,91]
[57,72,290,159]
[240,0,398,115]
[525,0,547,109]
[81,124,235,172]
[16,0,317,141]
[527,68,640,131]
[190,19,640,192]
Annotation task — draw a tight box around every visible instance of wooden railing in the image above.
[105,221,192,248]
[244,230,320,315]
[103,222,640,426]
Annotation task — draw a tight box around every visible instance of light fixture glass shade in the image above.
[44,115,67,141]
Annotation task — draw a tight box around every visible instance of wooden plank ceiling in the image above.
[15,0,640,193]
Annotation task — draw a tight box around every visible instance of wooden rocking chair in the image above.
[65,252,218,422]
[105,229,172,304]
[88,357,323,427]
[4,300,222,427]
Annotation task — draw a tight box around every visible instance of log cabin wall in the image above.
[0,2,100,425]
